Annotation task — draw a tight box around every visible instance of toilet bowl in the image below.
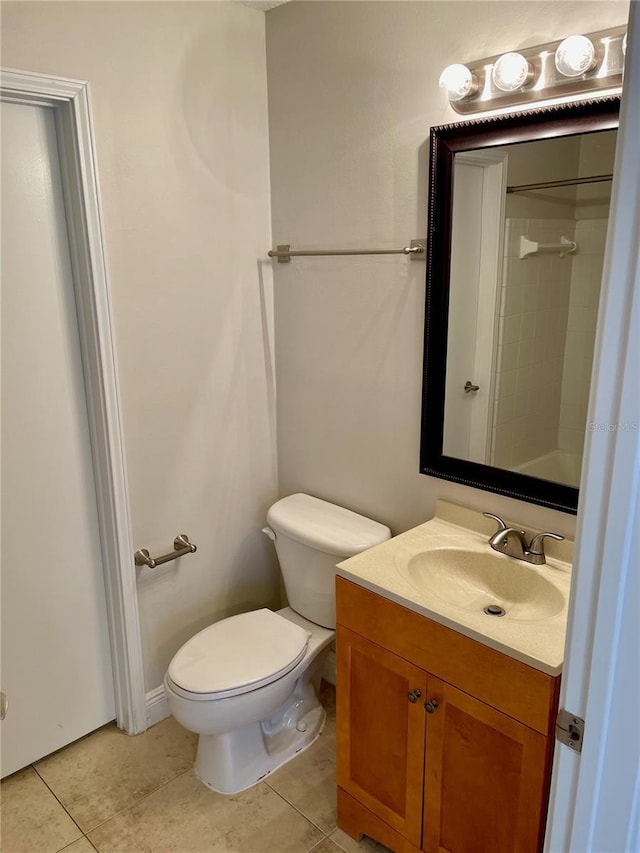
[164,494,391,794]
[165,607,333,793]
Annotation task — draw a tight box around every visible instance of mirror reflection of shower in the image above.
[493,131,615,488]
[443,129,616,490]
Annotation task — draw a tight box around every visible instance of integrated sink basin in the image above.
[404,547,565,621]
[336,501,573,675]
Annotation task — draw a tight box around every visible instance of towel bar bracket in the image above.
[134,534,197,569]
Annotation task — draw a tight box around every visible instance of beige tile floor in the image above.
[1,682,392,853]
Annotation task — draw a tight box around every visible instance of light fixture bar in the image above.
[447,26,625,115]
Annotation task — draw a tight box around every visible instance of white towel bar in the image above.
[519,235,577,259]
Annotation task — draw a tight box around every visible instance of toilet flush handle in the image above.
[262,526,277,542]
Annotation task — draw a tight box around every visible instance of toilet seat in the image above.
[167,609,309,701]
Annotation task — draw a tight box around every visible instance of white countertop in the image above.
[337,500,573,676]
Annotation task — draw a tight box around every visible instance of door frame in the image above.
[1,68,147,735]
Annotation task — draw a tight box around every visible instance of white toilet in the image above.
[164,493,391,794]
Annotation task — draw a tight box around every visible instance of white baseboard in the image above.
[146,685,170,727]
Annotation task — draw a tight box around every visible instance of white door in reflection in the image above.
[443,151,507,464]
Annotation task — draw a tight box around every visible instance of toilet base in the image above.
[194,672,326,794]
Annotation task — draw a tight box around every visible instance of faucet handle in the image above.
[483,512,507,532]
[528,531,564,555]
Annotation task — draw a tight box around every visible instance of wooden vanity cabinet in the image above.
[336,625,427,848]
[336,577,560,853]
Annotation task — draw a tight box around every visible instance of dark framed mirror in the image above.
[420,97,620,514]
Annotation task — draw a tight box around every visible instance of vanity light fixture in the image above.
[438,64,477,102]
[555,35,597,77]
[440,26,625,114]
[491,52,532,92]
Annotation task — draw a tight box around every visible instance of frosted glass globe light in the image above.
[439,64,475,102]
[491,52,531,92]
[555,35,596,77]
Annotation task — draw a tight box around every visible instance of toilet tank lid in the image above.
[267,493,391,557]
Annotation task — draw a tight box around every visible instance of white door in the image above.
[1,100,115,777]
[545,5,639,850]
[443,154,506,464]
[443,162,484,460]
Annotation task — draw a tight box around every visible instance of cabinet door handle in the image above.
[408,689,422,703]
[424,699,439,714]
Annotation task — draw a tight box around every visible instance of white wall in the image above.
[505,136,580,220]
[494,132,615,474]
[492,217,574,469]
[576,128,617,218]
[2,1,279,692]
[266,0,628,537]
[2,0,629,696]
[559,217,609,453]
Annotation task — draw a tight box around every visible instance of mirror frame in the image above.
[420,96,620,515]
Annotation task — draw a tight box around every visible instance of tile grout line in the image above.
[56,834,100,853]
[25,706,340,851]
[30,762,88,846]
[306,838,339,853]
[80,766,197,840]
[262,701,338,846]
[82,768,339,853]
[28,720,118,851]
[32,762,349,853]
[32,761,195,846]
[263,778,337,844]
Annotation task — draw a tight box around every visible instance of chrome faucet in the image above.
[483,512,564,565]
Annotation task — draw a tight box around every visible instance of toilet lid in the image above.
[167,609,309,698]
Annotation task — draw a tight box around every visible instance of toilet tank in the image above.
[266,494,391,629]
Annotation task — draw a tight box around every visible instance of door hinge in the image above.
[556,708,584,753]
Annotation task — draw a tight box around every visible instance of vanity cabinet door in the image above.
[422,679,551,853]
[336,625,428,847]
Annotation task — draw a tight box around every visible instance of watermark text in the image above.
[588,422,638,432]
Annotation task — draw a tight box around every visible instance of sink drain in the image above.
[483,604,506,617]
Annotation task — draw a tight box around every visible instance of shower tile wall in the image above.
[558,218,608,454]
[491,218,574,468]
